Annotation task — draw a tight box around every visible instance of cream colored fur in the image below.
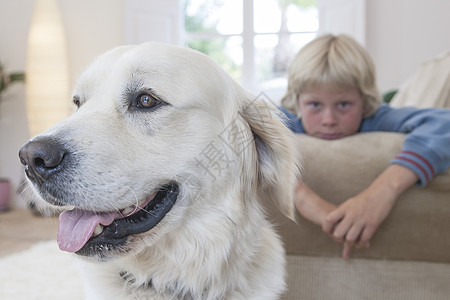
[24,42,301,299]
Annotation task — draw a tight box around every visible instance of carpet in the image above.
[0,240,84,300]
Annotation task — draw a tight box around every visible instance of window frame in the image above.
[183,0,319,94]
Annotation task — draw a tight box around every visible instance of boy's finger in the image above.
[333,218,353,239]
[323,209,344,234]
[361,224,377,243]
[356,240,370,249]
[345,224,364,242]
[342,242,354,259]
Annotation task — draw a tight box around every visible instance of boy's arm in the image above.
[363,105,450,186]
[323,164,419,258]
[294,180,337,226]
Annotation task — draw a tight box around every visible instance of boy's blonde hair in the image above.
[281,34,381,117]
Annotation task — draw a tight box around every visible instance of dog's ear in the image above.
[240,99,301,220]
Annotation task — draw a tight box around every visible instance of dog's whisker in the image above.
[18,184,32,198]
[113,203,125,217]
[18,179,29,190]
[124,186,140,207]
[116,186,145,217]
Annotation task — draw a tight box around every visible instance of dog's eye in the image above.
[137,93,161,109]
[73,95,81,108]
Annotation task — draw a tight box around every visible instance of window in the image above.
[184,0,318,101]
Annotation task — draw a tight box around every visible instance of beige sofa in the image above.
[263,132,450,300]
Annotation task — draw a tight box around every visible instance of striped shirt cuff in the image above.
[391,151,436,186]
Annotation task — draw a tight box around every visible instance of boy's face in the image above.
[298,87,365,140]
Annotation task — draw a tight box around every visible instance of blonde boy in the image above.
[280,34,450,258]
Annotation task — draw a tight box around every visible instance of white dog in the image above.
[19,42,301,300]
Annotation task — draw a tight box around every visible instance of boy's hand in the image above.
[322,164,418,259]
[323,189,396,258]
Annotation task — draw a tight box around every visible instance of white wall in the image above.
[366,0,450,92]
[59,0,125,88]
[0,0,449,207]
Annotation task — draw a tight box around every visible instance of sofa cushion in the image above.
[283,255,450,300]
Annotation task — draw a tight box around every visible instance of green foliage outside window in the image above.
[184,0,317,84]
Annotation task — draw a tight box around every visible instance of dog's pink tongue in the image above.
[57,208,117,252]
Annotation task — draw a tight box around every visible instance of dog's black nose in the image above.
[19,138,66,182]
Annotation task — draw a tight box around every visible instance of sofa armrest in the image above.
[264,132,450,263]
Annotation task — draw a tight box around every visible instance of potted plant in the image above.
[0,179,11,211]
[0,61,25,211]
[0,61,25,96]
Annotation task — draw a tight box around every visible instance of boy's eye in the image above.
[338,101,351,108]
[307,102,322,109]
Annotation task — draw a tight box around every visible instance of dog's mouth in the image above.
[57,182,179,257]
